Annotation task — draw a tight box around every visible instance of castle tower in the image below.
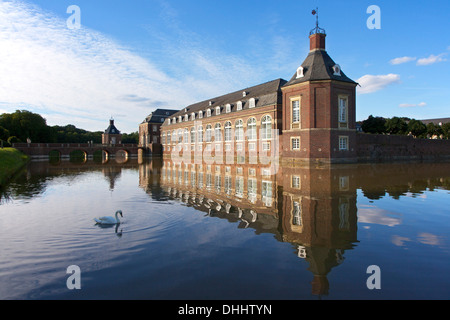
[102,118,122,145]
[281,11,358,163]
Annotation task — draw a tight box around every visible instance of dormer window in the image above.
[332,64,341,76]
[173,117,176,124]
[178,116,182,123]
[225,104,231,113]
[168,119,171,125]
[243,91,247,97]
[249,98,256,109]
[215,106,221,115]
[191,112,195,121]
[207,109,211,117]
[199,111,203,119]
[209,101,213,106]
[184,114,189,122]
[296,66,305,78]
[237,101,243,111]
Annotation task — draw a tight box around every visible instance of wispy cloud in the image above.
[356,74,401,94]
[0,0,272,133]
[416,53,447,66]
[399,102,427,108]
[390,56,416,65]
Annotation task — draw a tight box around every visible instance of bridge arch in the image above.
[69,149,88,163]
[114,149,129,164]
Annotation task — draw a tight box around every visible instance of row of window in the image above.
[289,136,349,151]
[167,98,257,126]
[162,116,273,145]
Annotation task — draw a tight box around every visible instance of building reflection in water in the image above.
[139,158,360,297]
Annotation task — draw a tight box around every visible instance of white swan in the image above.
[94,210,123,225]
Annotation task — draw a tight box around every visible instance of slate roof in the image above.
[283,49,357,87]
[104,120,121,135]
[167,78,287,121]
[420,118,450,125]
[143,109,179,124]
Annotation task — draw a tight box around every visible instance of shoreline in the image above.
[0,148,30,187]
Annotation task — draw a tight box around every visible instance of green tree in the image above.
[0,126,9,147]
[122,131,139,144]
[407,119,427,138]
[426,123,443,138]
[385,117,408,135]
[441,123,450,139]
[362,115,387,134]
[0,110,55,143]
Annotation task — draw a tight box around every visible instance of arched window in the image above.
[235,120,244,141]
[190,127,196,144]
[214,123,222,142]
[224,121,232,142]
[198,126,203,143]
[178,129,183,143]
[206,125,212,142]
[247,117,257,141]
[237,101,243,111]
[261,115,272,140]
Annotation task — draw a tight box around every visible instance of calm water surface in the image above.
[0,158,449,300]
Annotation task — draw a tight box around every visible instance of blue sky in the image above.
[0,0,449,133]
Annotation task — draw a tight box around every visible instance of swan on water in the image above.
[94,210,123,225]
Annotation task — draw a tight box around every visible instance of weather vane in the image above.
[310,7,326,35]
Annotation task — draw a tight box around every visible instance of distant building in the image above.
[139,109,179,155]
[102,118,122,145]
[420,118,450,126]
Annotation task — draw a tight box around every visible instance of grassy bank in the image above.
[0,148,30,187]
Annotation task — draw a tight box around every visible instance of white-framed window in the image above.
[292,200,302,226]
[178,116,182,123]
[206,125,212,142]
[190,127,196,144]
[199,111,203,119]
[177,129,183,143]
[172,117,176,124]
[215,106,221,115]
[184,128,189,143]
[262,141,270,151]
[162,133,166,145]
[236,143,243,151]
[339,136,349,151]
[261,115,272,140]
[225,144,231,151]
[248,142,256,151]
[339,96,348,128]
[292,175,300,188]
[247,117,257,141]
[224,121,232,142]
[184,114,189,122]
[226,104,231,113]
[291,137,300,150]
[214,123,222,142]
[296,66,304,79]
[235,119,244,141]
[197,126,203,143]
[168,119,171,125]
[207,109,211,117]
[249,98,256,109]
[237,101,243,111]
[167,131,171,144]
[292,99,300,123]
[191,112,196,121]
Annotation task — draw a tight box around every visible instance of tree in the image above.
[407,119,427,138]
[361,115,387,134]
[0,110,55,143]
[385,117,408,135]
[426,122,443,138]
[441,123,450,139]
[122,132,139,144]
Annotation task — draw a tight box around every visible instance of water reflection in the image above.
[139,159,450,297]
[1,157,449,299]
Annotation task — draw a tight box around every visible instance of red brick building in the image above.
[160,25,358,164]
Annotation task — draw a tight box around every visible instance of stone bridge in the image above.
[13,143,140,160]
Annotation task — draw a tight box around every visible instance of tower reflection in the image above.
[140,159,359,297]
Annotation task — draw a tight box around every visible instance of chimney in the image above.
[110,119,114,125]
[310,32,326,51]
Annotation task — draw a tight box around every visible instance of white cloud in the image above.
[0,0,262,133]
[399,102,427,108]
[416,53,447,66]
[356,74,401,94]
[389,56,416,65]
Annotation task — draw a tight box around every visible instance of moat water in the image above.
[0,158,449,300]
